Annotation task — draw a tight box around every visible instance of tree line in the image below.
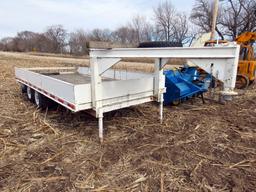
[191,0,256,40]
[0,0,255,55]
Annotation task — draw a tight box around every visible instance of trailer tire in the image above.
[236,74,249,89]
[138,41,182,48]
[21,84,27,93]
[27,87,35,102]
[34,91,49,109]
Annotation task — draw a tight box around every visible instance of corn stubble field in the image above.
[0,51,256,192]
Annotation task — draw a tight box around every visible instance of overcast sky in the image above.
[0,0,194,39]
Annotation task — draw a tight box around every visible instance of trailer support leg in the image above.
[99,113,104,144]
[201,93,206,104]
[160,101,163,124]
[154,58,167,124]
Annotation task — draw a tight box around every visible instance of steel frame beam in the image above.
[90,46,239,58]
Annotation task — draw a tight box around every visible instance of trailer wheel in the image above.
[21,84,27,93]
[27,87,35,102]
[34,91,48,109]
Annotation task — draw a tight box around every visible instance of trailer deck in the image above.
[48,73,114,85]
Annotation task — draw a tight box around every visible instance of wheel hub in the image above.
[35,92,40,106]
[27,87,32,99]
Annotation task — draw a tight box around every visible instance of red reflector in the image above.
[67,103,75,110]
[58,98,64,103]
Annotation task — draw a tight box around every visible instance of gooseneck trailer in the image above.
[15,45,240,142]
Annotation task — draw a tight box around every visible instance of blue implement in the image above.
[163,66,211,105]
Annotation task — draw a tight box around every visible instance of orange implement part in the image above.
[238,60,256,82]
[236,32,256,44]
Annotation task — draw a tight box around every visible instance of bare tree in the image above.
[154,1,176,42]
[112,26,137,44]
[190,0,256,40]
[171,13,190,44]
[15,31,38,52]
[69,29,89,55]
[190,0,214,33]
[0,32,51,53]
[153,1,191,44]
[88,29,112,42]
[0,37,15,51]
[112,16,154,45]
[128,15,154,43]
[190,0,225,39]
[241,0,256,31]
[33,33,52,53]
[44,25,68,53]
[0,41,3,51]
[220,0,256,39]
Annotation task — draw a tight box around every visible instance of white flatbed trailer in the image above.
[15,46,240,142]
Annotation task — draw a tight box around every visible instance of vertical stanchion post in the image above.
[98,110,104,143]
[210,63,215,99]
[154,58,168,124]
[160,94,164,124]
[90,54,122,143]
[90,57,104,142]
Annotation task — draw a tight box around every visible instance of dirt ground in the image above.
[0,51,255,192]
